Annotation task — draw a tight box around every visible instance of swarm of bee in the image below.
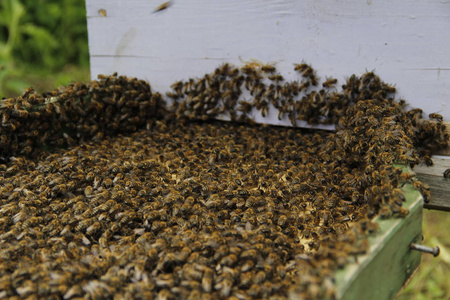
[0,73,164,160]
[0,63,448,299]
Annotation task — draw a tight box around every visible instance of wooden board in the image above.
[414,156,450,212]
[85,0,450,125]
[335,182,423,300]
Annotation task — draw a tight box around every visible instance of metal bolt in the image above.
[409,243,440,257]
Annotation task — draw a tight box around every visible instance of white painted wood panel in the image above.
[85,0,450,125]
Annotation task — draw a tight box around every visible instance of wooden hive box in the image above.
[84,0,450,298]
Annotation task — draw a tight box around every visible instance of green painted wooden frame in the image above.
[335,174,423,300]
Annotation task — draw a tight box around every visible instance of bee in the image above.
[254,270,266,284]
[6,164,20,175]
[2,121,17,131]
[59,225,73,238]
[294,62,310,72]
[240,249,258,261]
[0,134,8,145]
[22,216,42,229]
[429,113,443,122]
[237,100,253,114]
[84,186,94,197]
[219,254,238,267]
[170,80,184,95]
[155,274,175,288]
[277,215,288,228]
[82,280,114,299]
[322,77,338,88]
[200,268,214,293]
[378,205,392,219]
[215,278,233,297]
[392,205,409,218]
[63,285,83,299]
[268,74,284,82]
[13,210,28,223]
[261,64,276,74]
[422,155,434,166]
[51,184,67,195]
[295,64,312,77]
[15,283,37,297]
[241,63,259,76]
[360,220,379,234]
[412,180,431,203]
[92,176,103,189]
[248,284,262,298]
[0,66,445,299]
[75,218,94,232]
[444,169,450,179]
[399,171,416,184]
[11,109,29,119]
[319,210,333,226]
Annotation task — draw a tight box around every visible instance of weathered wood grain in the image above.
[417,174,450,212]
[414,157,450,211]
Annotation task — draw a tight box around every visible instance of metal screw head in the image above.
[409,243,440,257]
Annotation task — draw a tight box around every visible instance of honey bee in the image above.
[392,205,409,217]
[360,220,379,234]
[84,186,94,197]
[63,285,83,299]
[11,109,29,119]
[444,169,450,179]
[293,62,310,72]
[261,64,276,74]
[0,134,9,146]
[75,218,94,232]
[248,284,262,298]
[429,113,443,122]
[98,236,109,248]
[215,278,233,297]
[322,77,338,88]
[422,155,434,166]
[15,282,37,297]
[22,216,42,229]
[399,170,416,184]
[218,254,237,267]
[0,64,446,299]
[86,222,102,235]
[378,205,392,219]
[51,184,67,195]
[268,74,284,82]
[2,121,17,131]
[412,180,431,203]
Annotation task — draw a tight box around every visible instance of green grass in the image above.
[396,209,450,300]
[23,65,90,94]
[2,64,90,97]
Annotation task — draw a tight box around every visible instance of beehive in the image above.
[0,1,449,299]
[0,62,446,299]
[82,1,449,298]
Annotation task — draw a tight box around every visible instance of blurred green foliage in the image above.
[0,0,89,97]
